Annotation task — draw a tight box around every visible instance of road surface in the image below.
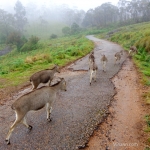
[0,35,127,150]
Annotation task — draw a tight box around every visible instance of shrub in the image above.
[71,23,80,34]
[20,35,40,52]
[25,53,52,64]
[29,35,39,45]
[56,53,66,59]
[6,32,27,51]
[50,34,57,39]
[62,26,70,36]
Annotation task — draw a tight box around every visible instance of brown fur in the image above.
[30,65,60,90]
[6,78,66,144]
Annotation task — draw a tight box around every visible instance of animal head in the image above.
[120,50,123,55]
[101,54,105,57]
[58,78,67,91]
[54,64,60,73]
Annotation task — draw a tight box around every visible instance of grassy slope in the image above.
[25,21,66,39]
[0,35,94,88]
[97,22,150,85]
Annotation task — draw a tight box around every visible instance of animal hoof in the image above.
[47,118,52,122]
[28,125,32,130]
[5,139,10,145]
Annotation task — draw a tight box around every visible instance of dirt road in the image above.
[0,36,126,150]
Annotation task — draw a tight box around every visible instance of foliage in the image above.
[71,23,80,34]
[6,31,27,50]
[62,26,70,36]
[0,9,16,44]
[20,35,40,52]
[0,35,94,88]
[14,0,27,33]
[144,114,150,134]
[50,34,57,39]
[82,0,150,28]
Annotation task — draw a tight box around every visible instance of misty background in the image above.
[0,0,150,46]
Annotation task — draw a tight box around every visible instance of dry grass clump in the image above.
[25,53,52,64]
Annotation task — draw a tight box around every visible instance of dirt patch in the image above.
[85,58,147,150]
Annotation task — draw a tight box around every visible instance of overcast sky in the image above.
[0,0,119,11]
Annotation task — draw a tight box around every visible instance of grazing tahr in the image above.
[129,46,138,55]
[88,51,95,69]
[30,65,60,90]
[100,54,108,72]
[5,78,67,145]
[114,50,123,65]
[89,59,98,85]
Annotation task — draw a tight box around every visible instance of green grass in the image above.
[25,21,66,39]
[144,115,150,133]
[96,22,150,85]
[0,35,94,88]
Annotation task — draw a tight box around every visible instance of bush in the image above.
[6,32,27,51]
[50,34,57,39]
[25,53,52,64]
[20,35,40,52]
[62,26,70,36]
[71,23,80,34]
[29,35,39,45]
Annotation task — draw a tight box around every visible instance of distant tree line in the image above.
[0,0,27,48]
[0,0,150,47]
[82,0,150,27]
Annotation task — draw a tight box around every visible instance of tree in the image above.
[14,0,27,33]
[62,26,70,35]
[6,31,27,51]
[71,22,80,34]
[82,9,95,27]
[0,9,15,43]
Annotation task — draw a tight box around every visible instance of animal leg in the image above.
[48,80,52,86]
[31,82,38,90]
[103,61,106,71]
[114,57,117,65]
[90,70,94,85]
[21,117,32,130]
[5,112,24,145]
[94,70,97,82]
[46,103,52,121]
[102,62,104,71]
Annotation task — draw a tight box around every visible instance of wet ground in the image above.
[85,58,145,150]
[0,36,127,150]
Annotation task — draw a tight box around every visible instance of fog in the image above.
[0,0,119,12]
